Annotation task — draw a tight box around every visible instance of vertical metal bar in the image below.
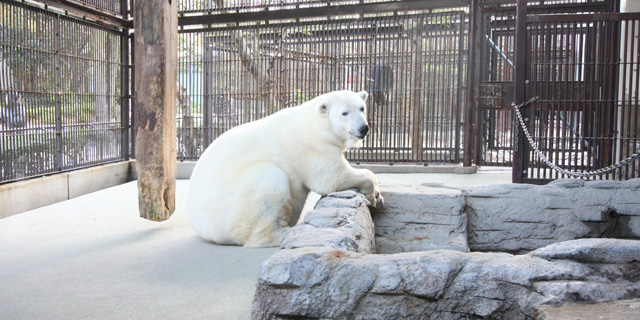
[54,13,63,172]
[478,15,490,163]
[513,0,528,183]
[604,17,620,175]
[130,22,136,159]
[202,35,212,147]
[455,11,464,163]
[466,0,479,166]
[121,0,130,160]
[621,17,632,180]
[632,19,640,178]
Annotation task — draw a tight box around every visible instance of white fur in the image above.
[187,90,383,247]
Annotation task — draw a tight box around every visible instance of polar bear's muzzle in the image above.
[355,124,369,139]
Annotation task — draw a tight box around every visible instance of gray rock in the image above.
[536,298,640,320]
[528,238,640,263]
[255,181,640,319]
[281,190,375,254]
[254,239,640,319]
[464,179,640,252]
[373,184,469,254]
[280,224,360,252]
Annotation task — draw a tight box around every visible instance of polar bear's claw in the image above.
[376,192,384,208]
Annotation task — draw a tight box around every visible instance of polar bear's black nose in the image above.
[358,124,369,137]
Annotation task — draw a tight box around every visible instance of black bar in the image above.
[512,0,528,183]
[54,14,63,172]
[120,0,131,160]
[31,0,129,28]
[179,0,469,26]
[528,12,640,23]
[464,0,478,167]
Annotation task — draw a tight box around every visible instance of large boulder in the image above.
[463,178,640,252]
[253,181,640,319]
[254,238,640,319]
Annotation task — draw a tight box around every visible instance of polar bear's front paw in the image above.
[375,190,384,208]
[365,190,383,208]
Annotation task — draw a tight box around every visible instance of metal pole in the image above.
[54,14,63,172]
[463,0,478,167]
[120,0,130,161]
[513,0,529,183]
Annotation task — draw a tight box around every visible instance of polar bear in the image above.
[187,90,383,247]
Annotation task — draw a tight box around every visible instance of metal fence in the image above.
[517,12,640,182]
[2,0,639,185]
[177,7,469,164]
[475,0,615,168]
[0,0,129,183]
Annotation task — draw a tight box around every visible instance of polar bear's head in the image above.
[316,90,370,148]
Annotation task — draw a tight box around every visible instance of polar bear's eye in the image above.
[360,107,365,112]
[341,112,349,116]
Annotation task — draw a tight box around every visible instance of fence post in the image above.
[512,0,529,183]
[54,14,63,172]
[202,36,212,148]
[463,0,478,167]
[409,17,425,162]
[133,0,178,221]
[120,0,130,161]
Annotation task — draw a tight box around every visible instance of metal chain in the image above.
[512,97,640,178]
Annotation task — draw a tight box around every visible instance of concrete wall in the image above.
[0,161,136,218]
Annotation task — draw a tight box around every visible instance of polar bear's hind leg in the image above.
[229,164,294,248]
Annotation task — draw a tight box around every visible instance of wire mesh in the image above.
[176,10,468,163]
[0,0,126,183]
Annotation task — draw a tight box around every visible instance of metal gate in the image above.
[513,10,640,183]
[475,0,615,169]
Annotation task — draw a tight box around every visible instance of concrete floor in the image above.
[0,170,512,320]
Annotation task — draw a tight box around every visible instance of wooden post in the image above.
[133,0,178,221]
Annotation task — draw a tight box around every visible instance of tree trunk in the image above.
[133,0,178,221]
[177,82,195,156]
[231,29,278,116]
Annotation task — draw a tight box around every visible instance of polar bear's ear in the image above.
[358,91,369,102]
[317,101,330,115]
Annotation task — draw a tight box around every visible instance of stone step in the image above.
[373,183,469,254]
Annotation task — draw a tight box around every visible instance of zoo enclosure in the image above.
[1,0,639,184]
[177,1,470,165]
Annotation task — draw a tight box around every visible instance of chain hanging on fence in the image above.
[512,97,640,178]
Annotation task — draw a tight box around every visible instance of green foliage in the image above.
[293,89,308,104]
[22,93,100,125]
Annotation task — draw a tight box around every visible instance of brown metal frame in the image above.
[469,0,639,183]
[512,5,640,183]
